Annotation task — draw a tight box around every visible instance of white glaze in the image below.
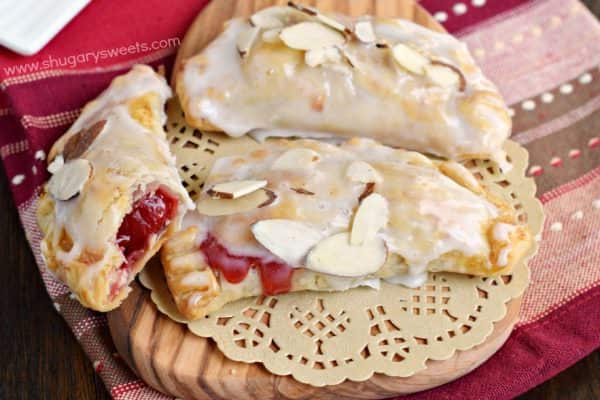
[48,66,194,289]
[384,273,428,289]
[180,10,511,162]
[493,222,516,242]
[496,245,511,267]
[181,271,212,287]
[185,138,499,285]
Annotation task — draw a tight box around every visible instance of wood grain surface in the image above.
[108,283,521,400]
[1,1,599,400]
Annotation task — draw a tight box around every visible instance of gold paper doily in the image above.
[139,99,544,386]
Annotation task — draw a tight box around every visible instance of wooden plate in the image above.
[108,1,521,399]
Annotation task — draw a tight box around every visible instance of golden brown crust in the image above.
[176,10,511,161]
[161,227,220,320]
[161,138,532,320]
[37,65,192,312]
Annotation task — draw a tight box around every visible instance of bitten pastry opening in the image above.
[111,187,179,299]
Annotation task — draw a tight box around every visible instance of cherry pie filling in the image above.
[110,187,178,298]
[201,234,294,295]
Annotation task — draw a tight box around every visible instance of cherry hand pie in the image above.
[37,65,194,311]
[176,3,511,164]
[161,138,531,320]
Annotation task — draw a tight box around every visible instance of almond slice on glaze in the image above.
[339,47,359,68]
[392,43,429,75]
[305,48,327,67]
[346,160,383,184]
[306,233,387,277]
[287,2,349,34]
[358,182,375,202]
[354,21,376,44]
[262,28,282,43]
[280,22,345,51]
[47,154,65,174]
[208,180,267,199]
[48,159,92,201]
[438,161,482,194]
[350,193,389,245]
[197,189,276,216]
[305,46,342,67]
[237,26,261,57]
[251,219,323,265]
[271,148,320,170]
[63,120,107,161]
[315,13,349,34]
[424,61,466,91]
[250,8,286,29]
[287,1,318,16]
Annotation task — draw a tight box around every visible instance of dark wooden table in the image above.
[2,2,600,399]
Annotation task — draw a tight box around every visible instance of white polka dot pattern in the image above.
[541,93,554,103]
[453,3,467,15]
[433,11,448,22]
[11,174,25,185]
[521,100,536,111]
[549,222,563,232]
[559,84,573,94]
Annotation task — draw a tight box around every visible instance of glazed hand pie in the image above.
[161,138,531,320]
[176,3,511,163]
[37,65,194,312]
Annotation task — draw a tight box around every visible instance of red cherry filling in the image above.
[201,235,252,284]
[201,234,294,295]
[111,187,178,297]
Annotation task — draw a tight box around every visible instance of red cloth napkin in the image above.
[1,0,599,399]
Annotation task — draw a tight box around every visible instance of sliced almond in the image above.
[47,154,65,174]
[250,8,286,29]
[251,219,323,265]
[392,43,429,75]
[280,22,345,51]
[305,48,327,68]
[315,13,349,34]
[438,161,481,194]
[237,26,261,57]
[197,189,276,216]
[287,2,349,34]
[271,148,320,171]
[305,46,341,67]
[291,187,315,195]
[262,28,282,43]
[354,21,376,44]
[287,1,318,16]
[48,159,92,201]
[350,193,389,245]
[425,61,466,91]
[346,160,382,184]
[63,120,107,161]
[406,152,434,167]
[339,47,359,68]
[208,180,267,199]
[358,182,375,202]
[306,233,387,277]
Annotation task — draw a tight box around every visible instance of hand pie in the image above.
[161,138,531,320]
[37,65,194,312]
[176,4,511,163]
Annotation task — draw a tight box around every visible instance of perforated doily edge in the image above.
[139,135,544,386]
[139,264,526,386]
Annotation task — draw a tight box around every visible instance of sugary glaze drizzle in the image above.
[184,138,524,293]
[179,6,511,163]
[40,66,194,310]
